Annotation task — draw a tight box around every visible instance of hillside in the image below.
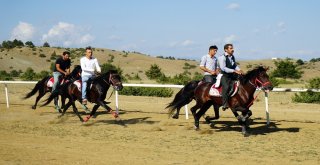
[0,47,319,85]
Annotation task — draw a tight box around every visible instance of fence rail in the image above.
[1,81,320,124]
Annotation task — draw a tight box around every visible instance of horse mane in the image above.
[242,66,267,84]
[95,70,119,82]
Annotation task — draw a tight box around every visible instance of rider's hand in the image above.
[65,72,70,76]
[234,70,242,75]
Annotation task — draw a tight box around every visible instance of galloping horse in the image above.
[42,70,123,122]
[24,65,82,112]
[166,80,220,121]
[191,66,273,136]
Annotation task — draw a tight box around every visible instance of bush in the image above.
[0,70,13,80]
[119,87,173,97]
[39,54,46,58]
[292,77,320,104]
[145,64,163,80]
[43,42,50,47]
[20,67,37,80]
[271,59,302,79]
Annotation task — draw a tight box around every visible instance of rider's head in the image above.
[85,46,93,59]
[224,44,234,55]
[62,51,70,60]
[209,45,218,56]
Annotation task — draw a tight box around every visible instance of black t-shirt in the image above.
[54,57,71,72]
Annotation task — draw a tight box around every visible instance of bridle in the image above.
[102,73,119,87]
[249,76,271,89]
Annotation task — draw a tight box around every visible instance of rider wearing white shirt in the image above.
[80,46,101,105]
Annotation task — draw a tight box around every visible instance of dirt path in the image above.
[1,95,319,165]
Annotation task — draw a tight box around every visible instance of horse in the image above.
[41,70,123,122]
[24,65,82,112]
[166,80,220,121]
[191,66,273,136]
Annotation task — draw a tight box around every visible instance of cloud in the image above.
[226,3,240,10]
[274,21,287,35]
[224,34,237,43]
[108,35,122,41]
[10,22,35,42]
[169,39,195,47]
[42,22,94,47]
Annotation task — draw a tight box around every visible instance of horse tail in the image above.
[24,76,49,99]
[166,80,200,115]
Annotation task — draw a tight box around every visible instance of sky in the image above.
[0,0,319,60]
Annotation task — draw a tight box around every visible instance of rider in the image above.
[218,44,243,110]
[80,46,101,105]
[52,51,71,105]
[200,45,219,83]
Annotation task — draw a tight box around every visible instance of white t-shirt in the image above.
[80,56,101,76]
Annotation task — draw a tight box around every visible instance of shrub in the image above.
[43,42,50,47]
[39,54,46,58]
[145,64,163,80]
[0,70,13,80]
[119,87,173,97]
[292,77,320,104]
[271,59,303,79]
[20,67,37,80]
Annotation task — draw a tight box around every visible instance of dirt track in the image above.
[0,84,320,164]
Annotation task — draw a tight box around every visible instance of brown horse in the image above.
[42,70,123,122]
[24,65,82,112]
[191,66,273,136]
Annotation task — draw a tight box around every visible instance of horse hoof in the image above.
[172,115,179,119]
[194,125,200,131]
[112,112,119,118]
[209,123,215,128]
[83,116,90,122]
[243,132,250,137]
[31,106,36,110]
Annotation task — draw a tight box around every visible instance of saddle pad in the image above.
[209,81,240,97]
[47,77,65,88]
[73,80,82,91]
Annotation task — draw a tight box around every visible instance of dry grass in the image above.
[0,84,320,164]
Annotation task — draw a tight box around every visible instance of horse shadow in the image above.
[94,117,159,127]
[207,120,300,136]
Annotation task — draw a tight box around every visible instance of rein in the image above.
[246,77,270,108]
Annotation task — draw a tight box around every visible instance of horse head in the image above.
[102,70,123,91]
[244,66,273,91]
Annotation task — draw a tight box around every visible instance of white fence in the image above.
[1,81,320,125]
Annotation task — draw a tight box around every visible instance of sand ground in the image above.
[0,84,319,165]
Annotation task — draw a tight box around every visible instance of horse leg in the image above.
[70,101,83,122]
[205,105,220,124]
[194,102,211,130]
[32,90,46,110]
[97,100,118,118]
[83,104,100,122]
[172,107,181,119]
[59,100,72,118]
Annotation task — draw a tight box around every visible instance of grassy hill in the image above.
[0,47,319,87]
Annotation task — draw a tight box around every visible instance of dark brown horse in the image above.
[42,70,123,122]
[166,80,220,121]
[24,65,82,112]
[191,66,273,136]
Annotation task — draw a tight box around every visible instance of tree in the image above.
[12,39,24,47]
[21,67,37,80]
[296,59,304,65]
[145,64,163,80]
[43,41,50,47]
[1,40,14,49]
[271,59,302,79]
[25,41,35,48]
[10,70,20,77]
[0,70,13,80]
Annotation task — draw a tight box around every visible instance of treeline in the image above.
[0,39,50,49]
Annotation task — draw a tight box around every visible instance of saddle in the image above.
[47,77,66,88]
[209,74,240,97]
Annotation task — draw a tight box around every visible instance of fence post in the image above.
[184,104,189,119]
[4,83,9,109]
[115,90,119,114]
[264,92,270,125]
